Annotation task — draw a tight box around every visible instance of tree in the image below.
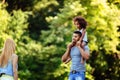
[0,0,119,80]
[40,0,120,80]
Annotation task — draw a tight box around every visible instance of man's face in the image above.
[72,33,80,43]
[74,21,81,29]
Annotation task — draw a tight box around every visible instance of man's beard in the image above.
[72,40,77,45]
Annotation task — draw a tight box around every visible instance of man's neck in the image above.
[78,28,82,30]
[73,43,77,47]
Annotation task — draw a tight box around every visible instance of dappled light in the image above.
[0,0,120,80]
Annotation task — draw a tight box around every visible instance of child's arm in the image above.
[12,54,18,80]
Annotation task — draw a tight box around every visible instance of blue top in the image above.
[70,46,89,72]
[0,59,14,76]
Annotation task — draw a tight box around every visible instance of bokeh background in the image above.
[0,0,120,80]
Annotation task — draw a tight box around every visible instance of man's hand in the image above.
[76,40,81,47]
[62,42,74,63]
[67,42,74,49]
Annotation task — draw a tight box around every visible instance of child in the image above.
[0,38,18,80]
[73,16,88,64]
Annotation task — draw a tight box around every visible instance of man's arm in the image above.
[61,47,71,62]
[76,42,90,60]
[61,43,73,63]
[78,46,90,60]
[64,58,71,64]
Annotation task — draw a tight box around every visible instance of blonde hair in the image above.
[0,38,15,67]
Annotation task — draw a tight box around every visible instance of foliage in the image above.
[0,0,120,80]
[41,0,120,80]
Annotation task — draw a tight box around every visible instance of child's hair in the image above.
[73,31,82,37]
[0,38,15,67]
[73,16,87,29]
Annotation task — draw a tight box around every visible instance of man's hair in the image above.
[73,16,87,29]
[73,31,82,37]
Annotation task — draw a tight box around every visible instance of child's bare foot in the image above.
[81,58,84,64]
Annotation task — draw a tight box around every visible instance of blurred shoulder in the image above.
[12,54,18,59]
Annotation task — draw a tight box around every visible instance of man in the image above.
[61,31,90,80]
[73,16,88,64]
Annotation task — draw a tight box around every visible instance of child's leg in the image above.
[80,41,86,64]
[81,57,84,64]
